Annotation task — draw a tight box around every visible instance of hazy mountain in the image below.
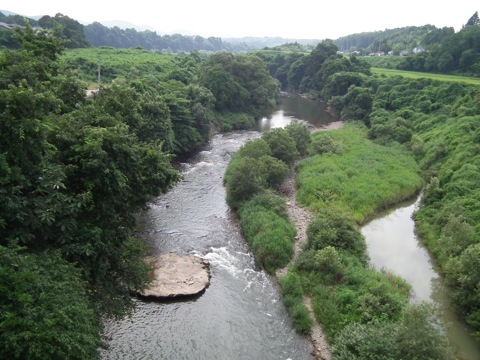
[97,19,159,32]
[224,36,320,48]
[0,9,42,20]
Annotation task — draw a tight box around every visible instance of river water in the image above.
[362,198,480,360]
[99,94,334,360]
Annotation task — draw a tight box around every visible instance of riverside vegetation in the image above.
[0,25,279,359]
[239,24,480,356]
[2,10,480,359]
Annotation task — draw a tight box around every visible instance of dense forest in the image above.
[334,24,454,54]
[0,25,278,358]
[0,12,250,53]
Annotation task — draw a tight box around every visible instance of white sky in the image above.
[1,0,477,39]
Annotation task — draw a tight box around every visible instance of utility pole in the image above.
[97,56,101,89]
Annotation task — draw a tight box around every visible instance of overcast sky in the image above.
[2,1,478,39]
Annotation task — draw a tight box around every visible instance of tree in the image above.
[257,155,289,188]
[262,128,299,166]
[285,120,311,156]
[199,53,279,117]
[445,243,480,338]
[464,11,480,28]
[0,246,101,359]
[339,86,373,123]
[38,14,89,48]
[306,208,367,261]
[393,303,454,360]
[226,157,265,208]
[333,303,454,360]
[237,138,272,159]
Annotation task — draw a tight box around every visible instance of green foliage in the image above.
[83,21,238,52]
[444,243,480,336]
[306,208,367,261]
[279,271,313,334]
[308,133,343,155]
[215,112,255,131]
[332,320,398,360]
[38,13,89,49]
[365,72,480,339]
[225,156,266,209]
[308,262,410,340]
[396,25,480,76]
[262,128,299,165]
[0,246,101,359]
[337,86,373,122]
[257,155,289,189]
[285,119,311,155]
[239,191,289,220]
[199,52,279,118]
[333,303,454,360]
[313,246,344,278]
[394,303,454,360]
[239,204,295,273]
[297,123,423,223]
[1,24,283,357]
[237,138,272,159]
[334,25,444,54]
[258,40,371,98]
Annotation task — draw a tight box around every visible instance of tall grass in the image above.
[296,122,423,223]
[372,67,480,85]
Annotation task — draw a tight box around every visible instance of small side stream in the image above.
[362,197,480,360]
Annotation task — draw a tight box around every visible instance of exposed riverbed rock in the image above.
[139,253,210,298]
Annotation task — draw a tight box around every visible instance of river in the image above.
[362,198,480,360]
[100,93,479,359]
[99,94,334,359]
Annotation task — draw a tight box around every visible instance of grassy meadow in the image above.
[371,67,480,85]
[296,122,424,223]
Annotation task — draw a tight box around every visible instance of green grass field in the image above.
[372,67,480,85]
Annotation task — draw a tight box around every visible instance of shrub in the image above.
[285,119,311,155]
[225,157,265,208]
[290,303,313,334]
[333,303,454,360]
[239,206,295,273]
[257,155,289,188]
[0,246,101,359]
[308,133,343,155]
[262,128,299,165]
[237,138,272,159]
[241,191,289,220]
[279,271,314,334]
[306,208,367,261]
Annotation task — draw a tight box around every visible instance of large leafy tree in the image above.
[464,11,480,28]
[199,52,279,117]
[0,24,181,357]
[0,246,101,359]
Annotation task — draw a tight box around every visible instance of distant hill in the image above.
[225,36,320,49]
[98,20,158,32]
[0,9,42,20]
[333,25,454,54]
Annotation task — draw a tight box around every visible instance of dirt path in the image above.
[275,120,344,360]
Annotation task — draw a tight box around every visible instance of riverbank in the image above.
[276,161,331,360]
[275,121,345,359]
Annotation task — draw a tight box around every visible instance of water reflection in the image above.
[362,197,480,360]
[256,93,335,132]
